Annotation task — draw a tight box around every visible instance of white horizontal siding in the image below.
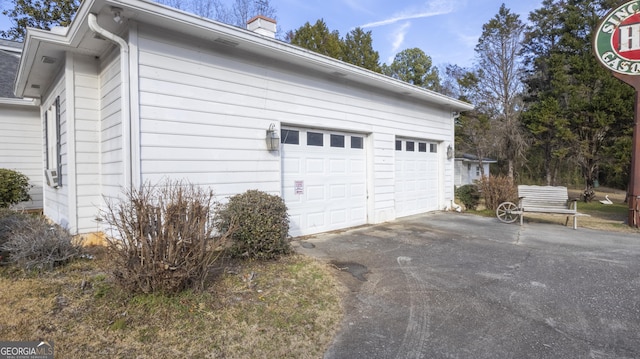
[41,71,69,228]
[73,55,101,233]
[0,104,43,210]
[136,25,454,223]
[99,50,123,202]
[137,29,280,197]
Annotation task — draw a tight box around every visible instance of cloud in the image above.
[343,0,374,15]
[387,22,411,63]
[360,0,457,29]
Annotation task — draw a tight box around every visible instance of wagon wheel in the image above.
[496,202,519,224]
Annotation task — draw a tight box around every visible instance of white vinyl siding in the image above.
[0,104,42,210]
[135,25,454,224]
[137,27,280,197]
[41,71,69,228]
[73,55,101,233]
[99,50,124,201]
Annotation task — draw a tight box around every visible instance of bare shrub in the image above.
[477,175,518,211]
[0,209,27,264]
[215,190,291,260]
[0,212,80,270]
[102,180,234,294]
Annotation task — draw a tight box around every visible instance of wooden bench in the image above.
[496,185,586,229]
[518,185,582,229]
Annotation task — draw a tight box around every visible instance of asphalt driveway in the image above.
[294,212,640,359]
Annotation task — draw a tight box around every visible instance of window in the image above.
[281,129,299,144]
[307,132,323,146]
[418,143,427,152]
[476,166,481,176]
[406,141,415,152]
[44,96,61,188]
[395,140,402,151]
[330,134,345,148]
[430,143,437,153]
[351,136,363,149]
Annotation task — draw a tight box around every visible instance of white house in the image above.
[0,39,42,211]
[454,154,497,187]
[15,0,472,236]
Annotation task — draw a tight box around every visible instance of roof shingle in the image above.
[0,50,20,98]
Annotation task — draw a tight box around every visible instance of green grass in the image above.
[464,191,640,233]
[575,201,628,219]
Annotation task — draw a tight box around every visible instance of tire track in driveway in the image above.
[395,256,431,359]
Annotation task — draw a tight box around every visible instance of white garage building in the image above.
[15,0,472,237]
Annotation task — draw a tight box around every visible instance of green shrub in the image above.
[477,175,518,211]
[456,184,480,210]
[102,180,232,294]
[216,190,291,260]
[0,169,32,208]
[0,211,80,270]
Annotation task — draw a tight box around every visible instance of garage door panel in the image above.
[330,184,347,199]
[283,127,367,236]
[307,185,325,201]
[306,158,324,173]
[283,158,301,174]
[308,212,325,228]
[351,183,366,197]
[330,159,347,173]
[395,138,440,217]
[330,209,347,225]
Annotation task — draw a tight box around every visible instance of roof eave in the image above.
[14,0,101,98]
[108,0,474,111]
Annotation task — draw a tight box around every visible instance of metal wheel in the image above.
[496,202,519,224]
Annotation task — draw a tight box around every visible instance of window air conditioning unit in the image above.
[45,169,59,188]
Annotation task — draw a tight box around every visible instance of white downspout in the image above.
[88,13,132,189]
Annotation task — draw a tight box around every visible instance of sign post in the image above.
[594,0,640,227]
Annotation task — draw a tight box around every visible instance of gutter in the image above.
[0,97,39,107]
[87,13,132,189]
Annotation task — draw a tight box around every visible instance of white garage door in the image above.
[395,138,440,217]
[281,127,367,237]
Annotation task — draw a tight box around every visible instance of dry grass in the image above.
[0,252,343,358]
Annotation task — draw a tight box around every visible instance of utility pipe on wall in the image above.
[87,13,132,189]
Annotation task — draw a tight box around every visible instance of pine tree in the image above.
[1,0,81,40]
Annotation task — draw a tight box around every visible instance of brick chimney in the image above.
[247,15,276,38]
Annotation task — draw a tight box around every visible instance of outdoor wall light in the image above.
[266,123,280,151]
[447,144,454,160]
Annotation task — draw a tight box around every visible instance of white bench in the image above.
[496,185,585,229]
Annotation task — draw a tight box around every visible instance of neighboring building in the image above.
[454,154,497,187]
[15,0,472,236]
[0,39,42,211]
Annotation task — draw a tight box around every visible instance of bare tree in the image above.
[232,0,276,27]
[155,0,188,11]
[154,0,276,29]
[475,4,528,180]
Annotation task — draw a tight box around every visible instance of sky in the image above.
[0,0,543,68]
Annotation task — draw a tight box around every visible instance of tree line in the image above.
[1,0,634,200]
[446,0,633,201]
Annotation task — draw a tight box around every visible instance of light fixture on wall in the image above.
[447,144,454,159]
[111,7,124,23]
[266,123,280,151]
